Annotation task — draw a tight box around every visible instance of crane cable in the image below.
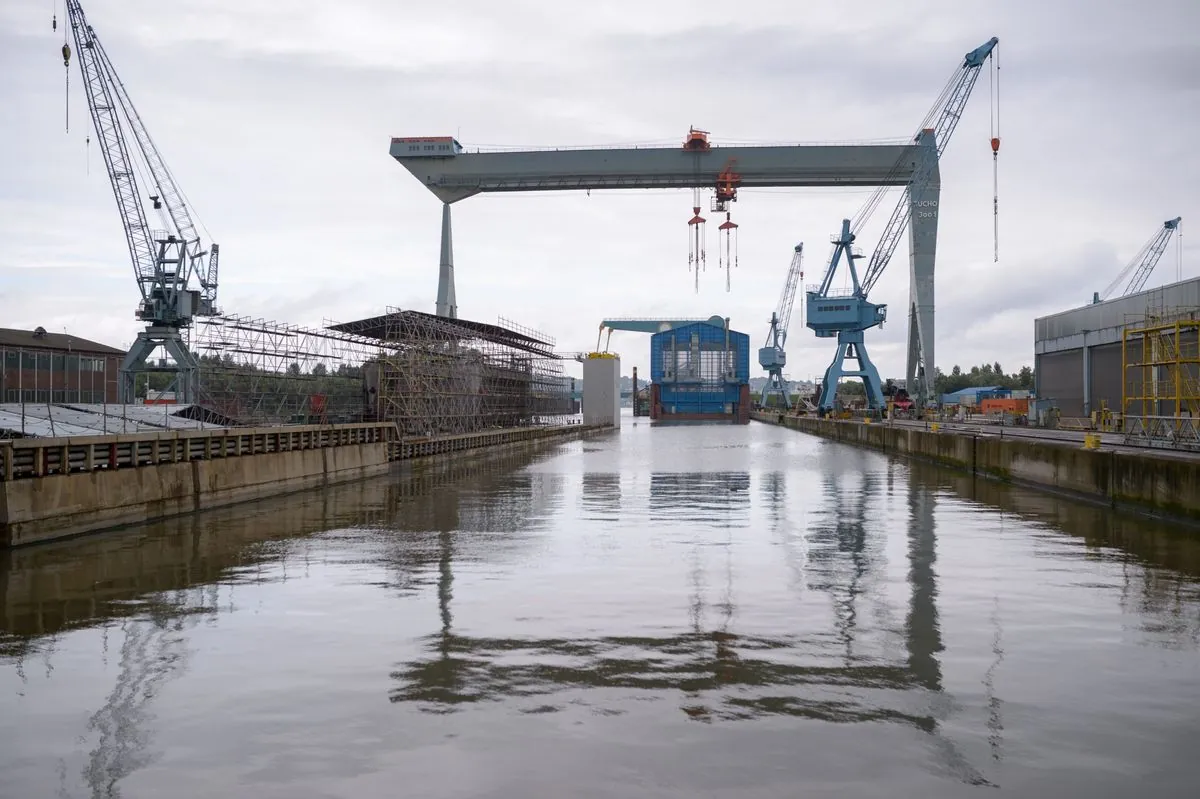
[990,45,1001,262]
[61,7,70,134]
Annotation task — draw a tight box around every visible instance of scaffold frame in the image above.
[1121,307,1200,420]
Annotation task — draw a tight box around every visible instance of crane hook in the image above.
[62,42,70,66]
[53,14,57,32]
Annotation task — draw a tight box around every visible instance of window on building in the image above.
[5,389,16,402]
[3,350,17,369]
[66,354,79,372]
[21,352,36,369]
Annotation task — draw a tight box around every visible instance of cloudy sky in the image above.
[2,0,1197,381]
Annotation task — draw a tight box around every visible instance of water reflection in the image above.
[648,472,751,527]
[922,465,1200,651]
[4,427,1200,797]
[580,473,622,521]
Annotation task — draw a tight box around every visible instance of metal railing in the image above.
[1123,416,1200,451]
[0,422,395,481]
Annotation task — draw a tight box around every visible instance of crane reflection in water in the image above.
[385,447,994,784]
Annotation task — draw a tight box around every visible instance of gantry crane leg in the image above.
[817,331,886,413]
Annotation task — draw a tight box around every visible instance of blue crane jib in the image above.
[806,37,998,415]
[758,243,805,409]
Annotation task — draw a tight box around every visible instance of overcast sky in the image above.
[2,0,1197,381]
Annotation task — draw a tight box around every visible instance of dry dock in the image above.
[752,411,1200,524]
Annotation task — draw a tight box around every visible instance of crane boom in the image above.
[860,37,998,296]
[65,0,157,290]
[758,244,805,410]
[775,244,804,347]
[63,0,219,402]
[1097,217,1182,302]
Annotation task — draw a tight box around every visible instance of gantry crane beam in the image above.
[393,142,923,203]
[388,140,937,322]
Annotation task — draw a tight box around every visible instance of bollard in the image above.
[1082,433,1101,450]
[863,417,871,425]
[930,423,940,433]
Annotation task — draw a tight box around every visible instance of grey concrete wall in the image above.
[752,411,1200,524]
[1,443,390,547]
[582,356,620,428]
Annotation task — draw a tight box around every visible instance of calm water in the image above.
[3,413,1199,798]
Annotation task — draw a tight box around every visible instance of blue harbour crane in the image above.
[1092,217,1183,303]
[806,36,999,415]
[62,0,220,403]
[757,243,804,409]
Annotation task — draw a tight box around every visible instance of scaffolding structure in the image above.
[1121,307,1200,449]
[329,308,573,437]
[1122,308,1200,418]
[191,314,383,425]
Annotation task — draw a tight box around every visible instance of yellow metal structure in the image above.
[1121,309,1200,419]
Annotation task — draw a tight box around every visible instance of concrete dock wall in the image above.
[753,412,1200,523]
[1,423,395,547]
[2,421,604,548]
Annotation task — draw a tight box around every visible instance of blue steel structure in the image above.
[806,37,999,414]
[1093,217,1183,303]
[650,320,750,422]
[758,243,805,409]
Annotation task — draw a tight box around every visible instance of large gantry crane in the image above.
[62,0,219,403]
[1092,216,1183,304]
[387,136,935,335]
[758,243,804,409]
[806,37,999,415]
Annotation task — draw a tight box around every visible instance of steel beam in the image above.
[392,142,923,204]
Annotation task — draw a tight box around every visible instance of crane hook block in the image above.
[62,43,71,66]
[990,136,1000,153]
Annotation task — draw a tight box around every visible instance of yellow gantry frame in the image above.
[1122,312,1200,419]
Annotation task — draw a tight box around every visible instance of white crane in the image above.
[1093,217,1183,303]
[63,0,219,403]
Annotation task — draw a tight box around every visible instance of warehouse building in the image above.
[1034,277,1200,419]
[0,327,122,405]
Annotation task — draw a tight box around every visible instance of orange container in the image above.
[979,398,1029,414]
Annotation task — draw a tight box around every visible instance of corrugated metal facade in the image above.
[1034,276,1200,416]
[1035,277,1200,343]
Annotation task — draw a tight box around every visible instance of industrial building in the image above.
[1034,277,1200,419]
[649,319,751,423]
[0,327,122,405]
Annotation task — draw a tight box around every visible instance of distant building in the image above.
[940,385,1009,407]
[0,327,123,404]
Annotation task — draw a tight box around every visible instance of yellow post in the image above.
[930,423,940,433]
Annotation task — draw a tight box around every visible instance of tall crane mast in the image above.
[805,36,999,415]
[757,243,804,409]
[1093,217,1183,303]
[63,0,219,403]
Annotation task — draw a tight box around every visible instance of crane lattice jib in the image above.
[858,37,998,297]
[66,0,157,295]
[97,40,202,296]
[1101,217,1182,300]
[775,244,804,346]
